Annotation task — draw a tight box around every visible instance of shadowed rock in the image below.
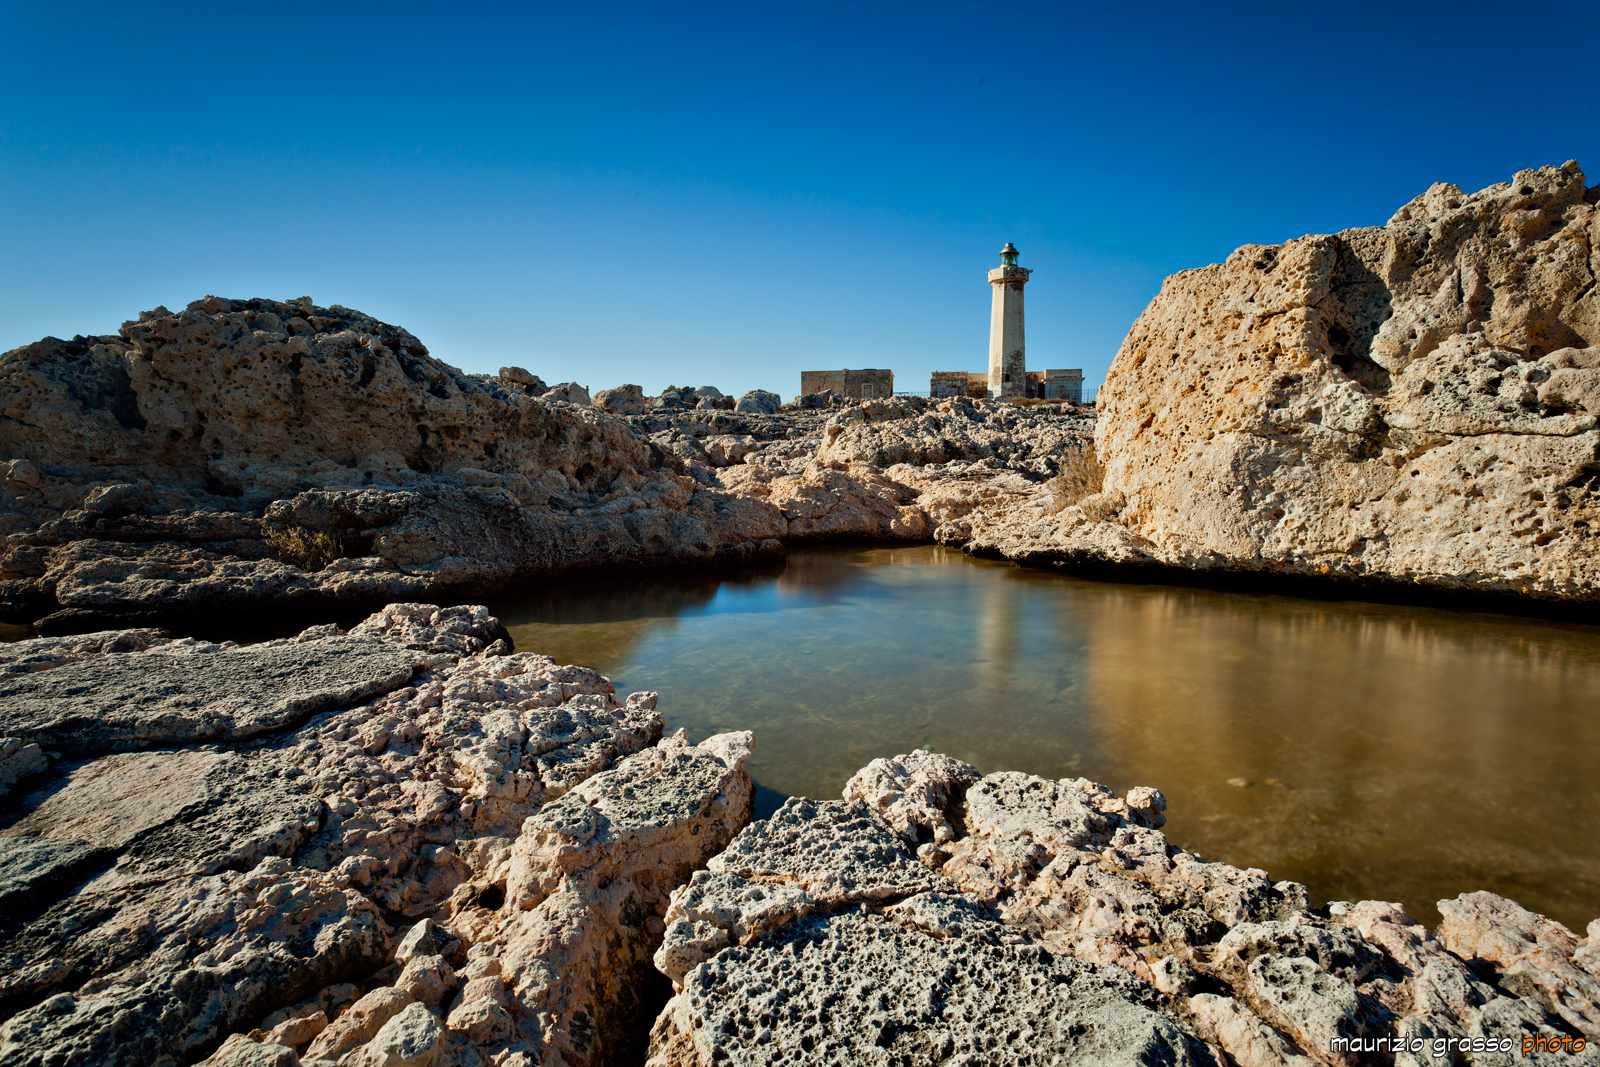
[0,635,425,755]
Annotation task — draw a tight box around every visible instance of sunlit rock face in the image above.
[0,296,648,498]
[1089,160,1600,599]
[646,750,1600,1067]
[0,297,796,629]
[0,603,754,1067]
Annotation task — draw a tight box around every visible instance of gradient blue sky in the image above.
[3,1,1596,399]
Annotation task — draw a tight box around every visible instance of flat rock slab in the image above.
[4,749,324,890]
[0,837,113,921]
[0,637,425,755]
[7,750,229,849]
[655,796,953,982]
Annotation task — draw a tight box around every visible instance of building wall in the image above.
[846,369,893,399]
[801,368,894,400]
[1043,368,1084,402]
[800,370,847,396]
[934,369,1084,401]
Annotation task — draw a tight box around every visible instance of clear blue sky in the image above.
[3,2,1595,399]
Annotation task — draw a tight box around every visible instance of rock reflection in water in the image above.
[491,545,1600,930]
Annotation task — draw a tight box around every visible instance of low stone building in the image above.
[1042,368,1084,401]
[930,371,989,399]
[930,368,1081,400]
[799,368,894,400]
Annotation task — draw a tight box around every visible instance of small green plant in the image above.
[1045,444,1105,513]
[264,525,349,572]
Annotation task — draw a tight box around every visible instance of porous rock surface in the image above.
[0,603,755,1067]
[706,396,1091,544]
[0,299,787,631]
[970,161,1600,602]
[646,750,1600,1066]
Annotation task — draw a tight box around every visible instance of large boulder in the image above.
[789,390,840,410]
[733,390,780,415]
[649,386,693,410]
[497,366,547,395]
[594,384,647,415]
[692,387,733,411]
[1088,160,1600,599]
[0,298,644,500]
[541,382,592,406]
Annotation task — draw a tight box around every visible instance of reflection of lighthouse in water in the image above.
[975,579,1022,701]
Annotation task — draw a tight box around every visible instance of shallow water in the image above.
[490,544,1600,931]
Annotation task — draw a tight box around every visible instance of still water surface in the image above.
[490,545,1600,931]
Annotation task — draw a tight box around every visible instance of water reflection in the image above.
[1079,588,1600,928]
[489,545,1600,931]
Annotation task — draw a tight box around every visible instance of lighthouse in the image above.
[986,242,1030,398]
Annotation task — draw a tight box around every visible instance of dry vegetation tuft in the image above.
[1045,445,1105,513]
[264,526,350,572]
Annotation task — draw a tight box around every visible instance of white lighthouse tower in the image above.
[986,242,1030,398]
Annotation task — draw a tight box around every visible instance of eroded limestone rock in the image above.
[648,751,1600,1067]
[454,730,757,1066]
[0,629,427,755]
[977,160,1600,602]
[654,796,952,984]
[0,604,734,1067]
[649,905,1216,1067]
[1436,891,1600,1038]
[817,395,1092,474]
[0,300,801,630]
[594,384,647,416]
[733,390,780,416]
[0,301,642,496]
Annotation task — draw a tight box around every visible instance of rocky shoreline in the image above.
[3,159,1599,1062]
[0,295,1093,635]
[0,605,1594,1066]
[4,165,1597,633]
